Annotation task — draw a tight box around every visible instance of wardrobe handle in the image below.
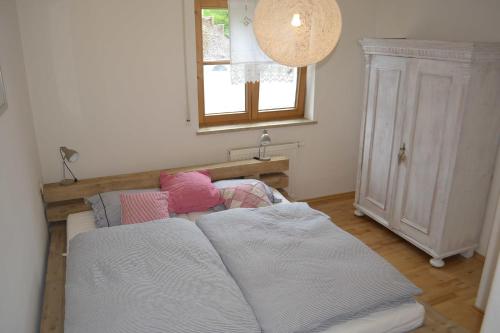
[398,143,407,163]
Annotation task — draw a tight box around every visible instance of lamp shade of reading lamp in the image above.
[60,146,79,185]
[253,0,342,67]
[257,130,272,161]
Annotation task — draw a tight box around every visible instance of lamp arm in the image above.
[63,160,78,182]
[60,148,78,182]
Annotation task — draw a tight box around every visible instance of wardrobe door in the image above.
[358,56,408,226]
[393,59,467,248]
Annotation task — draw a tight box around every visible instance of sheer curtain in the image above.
[228,0,295,84]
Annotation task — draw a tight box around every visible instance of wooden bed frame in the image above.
[40,157,290,333]
[42,156,290,223]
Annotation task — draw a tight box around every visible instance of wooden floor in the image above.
[41,193,485,333]
[308,193,485,332]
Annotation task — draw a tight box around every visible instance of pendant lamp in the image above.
[253,0,342,67]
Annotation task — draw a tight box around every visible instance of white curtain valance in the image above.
[230,64,296,84]
[228,0,294,84]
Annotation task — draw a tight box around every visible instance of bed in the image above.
[42,157,425,333]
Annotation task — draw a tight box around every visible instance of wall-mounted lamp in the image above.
[256,130,272,161]
[60,146,79,186]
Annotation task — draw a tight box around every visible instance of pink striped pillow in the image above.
[120,192,170,225]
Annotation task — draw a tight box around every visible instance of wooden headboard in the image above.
[42,156,289,223]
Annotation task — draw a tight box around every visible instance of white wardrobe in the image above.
[355,39,500,267]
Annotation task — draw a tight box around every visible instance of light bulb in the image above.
[291,13,302,27]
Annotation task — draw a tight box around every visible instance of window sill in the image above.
[197,118,317,135]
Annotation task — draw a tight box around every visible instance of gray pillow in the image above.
[213,179,281,204]
[85,188,160,228]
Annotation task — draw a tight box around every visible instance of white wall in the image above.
[481,254,500,332]
[477,192,500,310]
[375,0,500,41]
[0,0,48,332]
[13,0,500,207]
[15,0,378,200]
[479,148,500,257]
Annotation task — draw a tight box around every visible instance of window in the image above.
[195,0,307,127]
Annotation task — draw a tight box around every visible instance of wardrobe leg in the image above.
[430,258,445,268]
[461,249,475,259]
[354,209,365,217]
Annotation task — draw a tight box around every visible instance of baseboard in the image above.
[305,192,355,204]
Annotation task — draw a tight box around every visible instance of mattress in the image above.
[66,189,289,251]
[321,301,424,333]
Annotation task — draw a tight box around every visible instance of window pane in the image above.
[202,9,230,62]
[258,68,298,111]
[204,65,245,115]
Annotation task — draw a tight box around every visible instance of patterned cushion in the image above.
[213,179,282,203]
[120,192,170,225]
[221,183,272,209]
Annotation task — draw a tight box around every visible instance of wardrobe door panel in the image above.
[394,59,466,247]
[358,56,407,225]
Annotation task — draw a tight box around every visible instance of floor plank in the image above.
[308,194,484,332]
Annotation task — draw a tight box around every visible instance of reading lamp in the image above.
[257,130,272,161]
[60,146,79,185]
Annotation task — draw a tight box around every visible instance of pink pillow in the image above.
[221,183,272,209]
[159,170,224,214]
[120,192,170,225]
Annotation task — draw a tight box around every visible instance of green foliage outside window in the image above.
[202,9,230,37]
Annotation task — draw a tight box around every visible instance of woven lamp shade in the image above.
[254,0,342,67]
